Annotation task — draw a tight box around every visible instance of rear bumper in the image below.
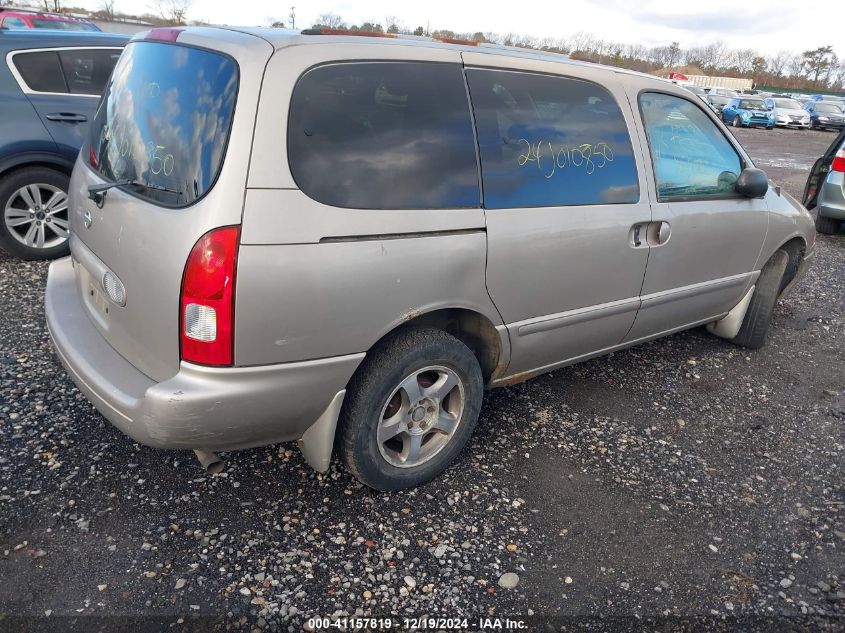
[818,172,845,220]
[46,256,363,451]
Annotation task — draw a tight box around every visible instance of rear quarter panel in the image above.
[237,41,503,366]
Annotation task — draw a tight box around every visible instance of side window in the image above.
[12,51,67,93]
[639,92,743,200]
[288,62,479,209]
[3,17,27,29]
[465,69,639,209]
[59,48,121,95]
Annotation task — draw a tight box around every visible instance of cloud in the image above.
[635,9,798,35]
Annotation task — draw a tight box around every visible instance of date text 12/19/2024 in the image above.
[307,616,528,630]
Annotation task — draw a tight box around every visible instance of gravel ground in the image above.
[1,127,843,632]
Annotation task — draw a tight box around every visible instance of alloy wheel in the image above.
[3,183,69,250]
[377,365,465,468]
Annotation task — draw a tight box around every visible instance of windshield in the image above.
[739,99,765,109]
[816,103,843,114]
[88,41,238,206]
[31,19,99,31]
[773,99,802,109]
[709,96,729,105]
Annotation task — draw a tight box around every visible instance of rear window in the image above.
[288,62,480,209]
[59,48,121,95]
[88,41,238,206]
[12,51,67,93]
[31,19,99,31]
[12,48,120,95]
[739,99,765,109]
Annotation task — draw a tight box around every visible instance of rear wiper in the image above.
[88,179,182,207]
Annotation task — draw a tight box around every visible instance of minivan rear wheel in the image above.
[730,249,789,350]
[0,167,70,260]
[338,327,483,491]
[815,213,841,235]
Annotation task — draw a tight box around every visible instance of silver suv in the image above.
[46,27,816,490]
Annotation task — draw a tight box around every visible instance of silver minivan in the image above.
[46,27,816,490]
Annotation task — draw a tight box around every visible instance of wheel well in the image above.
[378,309,503,383]
[776,237,806,291]
[0,161,72,181]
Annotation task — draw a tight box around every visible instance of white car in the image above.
[764,97,811,129]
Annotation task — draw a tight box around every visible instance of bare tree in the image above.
[43,0,62,12]
[786,54,804,79]
[152,0,191,25]
[99,0,116,20]
[312,12,345,29]
[569,31,595,53]
[767,51,789,77]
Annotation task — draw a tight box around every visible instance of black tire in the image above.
[733,116,742,128]
[338,327,483,491]
[731,250,789,350]
[0,167,70,260]
[815,213,841,235]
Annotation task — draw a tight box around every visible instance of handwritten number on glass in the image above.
[517,140,614,179]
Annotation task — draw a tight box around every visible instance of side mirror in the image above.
[735,167,769,198]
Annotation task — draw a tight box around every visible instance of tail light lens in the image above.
[180,226,240,366]
[832,148,845,173]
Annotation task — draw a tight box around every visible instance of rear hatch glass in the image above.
[87,40,238,207]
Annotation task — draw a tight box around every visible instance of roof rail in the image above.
[301,28,397,39]
[298,28,570,59]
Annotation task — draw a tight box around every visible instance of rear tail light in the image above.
[180,226,240,366]
[832,148,845,173]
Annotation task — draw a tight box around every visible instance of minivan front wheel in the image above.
[730,249,789,350]
[338,327,483,490]
[0,167,70,260]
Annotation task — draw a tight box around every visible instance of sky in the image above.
[75,0,842,59]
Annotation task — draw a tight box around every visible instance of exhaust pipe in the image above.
[193,449,224,475]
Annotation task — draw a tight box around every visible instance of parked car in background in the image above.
[708,87,739,98]
[722,96,775,129]
[46,27,815,491]
[803,101,845,131]
[0,30,126,259]
[0,7,100,31]
[803,128,845,234]
[764,97,811,129]
[707,94,730,114]
[681,84,707,97]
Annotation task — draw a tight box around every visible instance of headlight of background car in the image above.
[742,111,750,119]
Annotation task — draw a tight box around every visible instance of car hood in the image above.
[776,108,809,117]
